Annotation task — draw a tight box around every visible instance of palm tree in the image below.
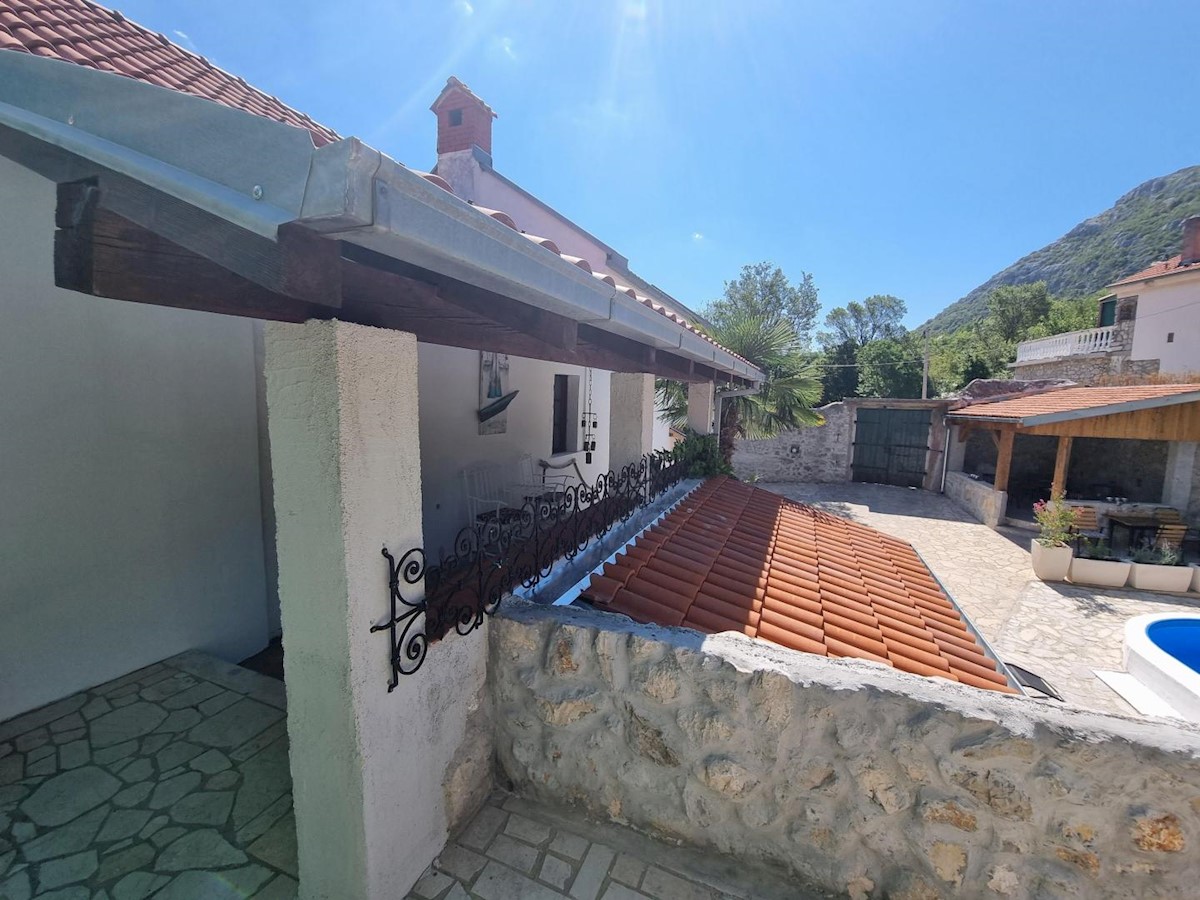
[657,313,823,464]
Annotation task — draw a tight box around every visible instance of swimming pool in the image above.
[1124,614,1200,722]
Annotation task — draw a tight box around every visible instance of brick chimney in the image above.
[1182,216,1200,266]
[431,76,496,156]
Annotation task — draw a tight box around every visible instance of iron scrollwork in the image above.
[374,447,691,688]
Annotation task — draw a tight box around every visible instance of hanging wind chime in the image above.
[581,368,599,464]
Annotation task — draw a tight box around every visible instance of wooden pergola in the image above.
[948,385,1200,499]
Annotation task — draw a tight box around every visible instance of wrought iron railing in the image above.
[372,447,694,689]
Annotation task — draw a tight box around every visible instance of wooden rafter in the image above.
[52,179,746,384]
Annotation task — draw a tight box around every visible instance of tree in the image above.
[857,336,924,398]
[1023,292,1102,340]
[819,295,907,348]
[706,262,820,344]
[656,312,823,464]
[819,339,859,403]
[985,282,1050,343]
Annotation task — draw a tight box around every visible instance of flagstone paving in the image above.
[409,793,831,900]
[761,482,1200,719]
[0,652,297,900]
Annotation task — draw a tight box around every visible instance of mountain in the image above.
[924,165,1200,334]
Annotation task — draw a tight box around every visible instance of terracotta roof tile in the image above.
[581,477,1016,694]
[1110,254,1200,288]
[950,384,1200,422]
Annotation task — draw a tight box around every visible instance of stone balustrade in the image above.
[491,599,1200,900]
[1015,325,1117,363]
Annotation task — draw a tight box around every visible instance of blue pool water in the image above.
[1148,620,1200,674]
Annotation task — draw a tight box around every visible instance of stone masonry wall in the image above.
[1011,354,1160,385]
[491,600,1200,900]
[732,402,851,483]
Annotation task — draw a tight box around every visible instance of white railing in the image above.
[1015,325,1116,363]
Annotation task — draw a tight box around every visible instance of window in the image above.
[551,374,581,454]
[448,108,463,126]
[1098,297,1116,327]
[1167,332,1175,343]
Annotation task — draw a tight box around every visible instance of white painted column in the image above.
[687,381,715,435]
[946,424,967,473]
[609,372,655,471]
[1163,441,1198,510]
[266,321,491,900]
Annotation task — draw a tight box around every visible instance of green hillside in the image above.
[924,165,1200,334]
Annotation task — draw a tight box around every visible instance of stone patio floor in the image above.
[408,792,830,900]
[762,482,1200,718]
[0,652,297,900]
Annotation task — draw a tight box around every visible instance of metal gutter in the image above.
[915,548,1025,695]
[0,52,763,383]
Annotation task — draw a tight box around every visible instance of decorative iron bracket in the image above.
[371,547,429,690]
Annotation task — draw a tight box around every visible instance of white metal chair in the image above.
[462,463,515,525]
[510,453,573,505]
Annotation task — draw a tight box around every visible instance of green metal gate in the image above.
[851,407,931,488]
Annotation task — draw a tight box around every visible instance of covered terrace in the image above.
[945,384,1200,538]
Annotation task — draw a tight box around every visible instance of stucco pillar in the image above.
[265,321,490,900]
[609,372,655,471]
[1163,441,1198,510]
[687,381,715,435]
[946,424,967,474]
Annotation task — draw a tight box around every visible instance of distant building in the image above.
[1011,216,1200,382]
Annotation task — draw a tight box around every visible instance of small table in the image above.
[1106,514,1160,550]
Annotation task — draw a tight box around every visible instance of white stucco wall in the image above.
[0,155,270,722]
[1124,272,1200,375]
[267,321,492,899]
[417,344,611,553]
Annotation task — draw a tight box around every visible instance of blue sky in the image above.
[116,0,1198,329]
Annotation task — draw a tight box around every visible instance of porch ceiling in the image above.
[0,51,760,386]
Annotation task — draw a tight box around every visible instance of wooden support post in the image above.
[993,428,1015,493]
[1051,435,1073,498]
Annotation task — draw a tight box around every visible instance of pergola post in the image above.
[993,428,1015,493]
[265,320,490,899]
[1051,435,1074,498]
[687,381,715,435]
[610,372,656,470]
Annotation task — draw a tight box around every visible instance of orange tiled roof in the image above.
[1110,254,1200,288]
[581,477,1016,693]
[949,384,1200,422]
[0,0,339,146]
[0,0,752,370]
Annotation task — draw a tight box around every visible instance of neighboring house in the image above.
[1012,217,1200,382]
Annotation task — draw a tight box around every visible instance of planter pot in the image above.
[1031,541,1073,582]
[1190,565,1200,593]
[1069,557,1131,589]
[1129,563,1193,594]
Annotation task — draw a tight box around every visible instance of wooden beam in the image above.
[340,244,578,353]
[578,325,704,382]
[55,187,320,322]
[993,428,1015,494]
[78,175,343,309]
[1050,435,1073,498]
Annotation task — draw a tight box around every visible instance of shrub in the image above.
[1033,493,1077,548]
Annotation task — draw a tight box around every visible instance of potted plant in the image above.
[1129,545,1193,593]
[1030,494,1076,581]
[1068,539,1131,588]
